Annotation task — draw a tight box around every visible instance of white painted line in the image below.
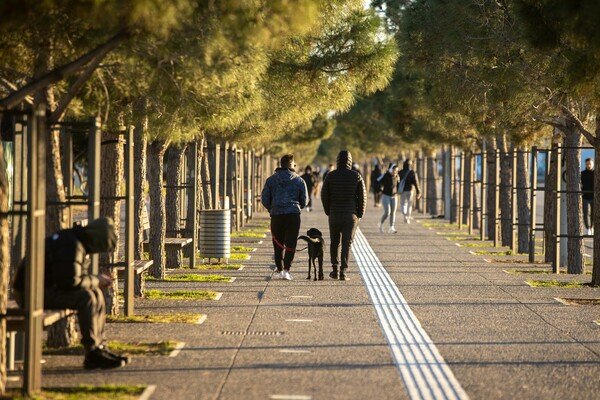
[524,281,535,287]
[139,384,157,400]
[290,295,313,299]
[196,315,207,325]
[594,321,600,326]
[352,228,469,400]
[482,259,491,263]
[169,342,185,357]
[228,277,237,283]
[455,243,461,247]
[279,349,312,354]
[285,319,313,323]
[553,298,572,306]
[270,395,312,400]
[214,292,223,300]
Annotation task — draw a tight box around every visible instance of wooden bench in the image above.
[141,206,193,265]
[4,300,75,371]
[115,259,154,297]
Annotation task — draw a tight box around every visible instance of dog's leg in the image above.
[318,255,324,280]
[313,258,317,281]
[307,257,311,280]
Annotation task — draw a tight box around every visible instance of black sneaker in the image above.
[100,346,131,365]
[84,348,126,370]
[339,270,349,281]
[329,270,338,279]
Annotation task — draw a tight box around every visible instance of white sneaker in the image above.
[282,270,293,280]
[389,226,397,234]
[378,223,384,233]
[404,215,409,224]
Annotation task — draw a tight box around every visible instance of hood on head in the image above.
[388,163,397,173]
[81,217,117,253]
[336,150,352,169]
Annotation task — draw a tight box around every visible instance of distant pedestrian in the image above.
[581,157,594,236]
[321,150,367,281]
[261,154,308,280]
[323,164,334,181]
[313,166,322,199]
[370,162,383,207]
[398,159,421,224]
[301,165,316,212]
[377,163,400,233]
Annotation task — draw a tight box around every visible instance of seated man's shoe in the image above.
[84,348,126,370]
[100,346,131,365]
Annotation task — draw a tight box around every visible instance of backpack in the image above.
[398,170,412,193]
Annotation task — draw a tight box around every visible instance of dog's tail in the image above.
[298,235,323,244]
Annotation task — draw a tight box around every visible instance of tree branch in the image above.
[560,105,597,146]
[0,77,33,105]
[0,29,129,111]
[49,51,105,123]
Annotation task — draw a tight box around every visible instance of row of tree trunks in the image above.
[564,128,584,274]
[148,140,169,279]
[426,153,439,216]
[486,141,497,240]
[497,135,513,247]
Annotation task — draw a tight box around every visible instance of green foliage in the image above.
[6,384,146,400]
[107,314,203,324]
[146,274,232,282]
[145,290,220,300]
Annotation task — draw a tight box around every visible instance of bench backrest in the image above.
[141,205,150,241]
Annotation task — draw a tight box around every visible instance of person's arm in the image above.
[321,174,330,216]
[356,174,367,218]
[52,239,99,290]
[299,179,308,209]
[261,179,272,211]
[413,170,421,198]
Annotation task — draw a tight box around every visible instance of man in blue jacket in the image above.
[261,154,308,280]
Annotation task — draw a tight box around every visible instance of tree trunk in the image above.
[165,144,187,268]
[498,135,513,246]
[462,152,471,225]
[202,143,213,210]
[486,140,497,240]
[99,127,124,314]
[426,152,438,216]
[133,99,148,260]
[565,128,584,274]
[0,142,10,394]
[34,35,78,348]
[148,140,169,278]
[544,144,558,263]
[516,146,531,254]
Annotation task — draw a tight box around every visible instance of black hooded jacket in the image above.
[321,151,367,218]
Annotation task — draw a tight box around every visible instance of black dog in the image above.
[298,228,325,281]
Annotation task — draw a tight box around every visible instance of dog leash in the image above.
[270,230,307,252]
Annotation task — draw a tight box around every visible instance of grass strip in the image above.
[7,384,146,400]
[446,236,481,241]
[472,250,514,255]
[505,269,553,274]
[107,314,203,324]
[557,298,600,305]
[194,263,243,270]
[487,259,547,264]
[458,243,493,248]
[43,341,178,356]
[146,289,219,300]
[421,222,458,228]
[231,245,255,252]
[526,279,586,288]
[229,253,249,260]
[147,274,231,282]
[231,232,265,238]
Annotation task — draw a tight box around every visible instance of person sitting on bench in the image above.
[13,217,129,369]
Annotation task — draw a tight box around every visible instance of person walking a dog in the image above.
[321,150,367,281]
[377,163,400,233]
[261,154,308,280]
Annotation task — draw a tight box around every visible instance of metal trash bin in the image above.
[199,209,230,262]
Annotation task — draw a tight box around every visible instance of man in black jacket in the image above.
[13,217,129,369]
[321,150,367,281]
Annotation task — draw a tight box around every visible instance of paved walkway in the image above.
[20,196,600,399]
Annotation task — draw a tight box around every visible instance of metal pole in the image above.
[494,149,500,247]
[511,148,517,251]
[222,142,228,209]
[468,153,475,235]
[24,104,46,395]
[124,126,134,316]
[88,117,101,274]
[189,141,198,269]
[553,145,562,274]
[458,152,465,229]
[480,141,487,241]
[529,146,538,262]
[213,143,220,210]
[444,146,452,220]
